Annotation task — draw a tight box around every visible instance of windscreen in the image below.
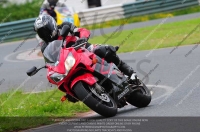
[55,7,72,16]
[43,40,62,63]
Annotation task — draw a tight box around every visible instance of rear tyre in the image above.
[73,81,117,117]
[126,81,151,108]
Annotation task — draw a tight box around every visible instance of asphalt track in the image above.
[1,12,200,132]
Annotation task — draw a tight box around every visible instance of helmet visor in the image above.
[37,27,52,43]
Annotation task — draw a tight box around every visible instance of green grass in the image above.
[88,17,200,53]
[0,89,89,132]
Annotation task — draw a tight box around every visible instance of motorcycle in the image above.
[54,6,80,27]
[27,25,151,117]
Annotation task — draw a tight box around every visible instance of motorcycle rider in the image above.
[37,0,68,44]
[40,0,67,20]
[34,15,136,82]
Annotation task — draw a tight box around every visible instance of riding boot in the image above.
[118,60,134,77]
[116,58,140,84]
[110,54,134,77]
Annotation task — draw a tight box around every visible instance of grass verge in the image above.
[89,17,200,53]
[0,89,89,132]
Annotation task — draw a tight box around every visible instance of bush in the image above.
[0,0,41,23]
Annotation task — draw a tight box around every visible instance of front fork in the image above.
[111,73,142,107]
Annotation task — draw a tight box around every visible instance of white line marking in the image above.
[4,48,43,62]
[146,84,174,102]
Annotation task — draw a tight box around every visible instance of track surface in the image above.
[0,12,200,132]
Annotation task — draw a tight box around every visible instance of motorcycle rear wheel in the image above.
[73,81,117,117]
[126,81,151,108]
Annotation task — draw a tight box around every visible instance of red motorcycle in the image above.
[27,25,151,117]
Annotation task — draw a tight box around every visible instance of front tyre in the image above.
[126,81,151,108]
[73,81,117,117]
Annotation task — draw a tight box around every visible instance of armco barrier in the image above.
[123,0,199,18]
[78,4,125,26]
[0,18,36,43]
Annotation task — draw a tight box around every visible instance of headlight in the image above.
[50,52,75,82]
[50,73,65,82]
[64,52,76,73]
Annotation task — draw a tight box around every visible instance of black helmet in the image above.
[47,0,58,8]
[34,15,58,43]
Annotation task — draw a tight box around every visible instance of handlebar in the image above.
[73,42,88,50]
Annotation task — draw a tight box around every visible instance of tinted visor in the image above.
[37,27,52,43]
[36,16,57,43]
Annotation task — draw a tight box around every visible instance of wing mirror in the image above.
[60,25,70,38]
[26,66,37,76]
[26,66,46,76]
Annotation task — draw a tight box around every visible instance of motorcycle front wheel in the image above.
[73,81,117,117]
[126,80,151,108]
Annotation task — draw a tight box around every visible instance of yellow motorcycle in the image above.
[54,6,80,27]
